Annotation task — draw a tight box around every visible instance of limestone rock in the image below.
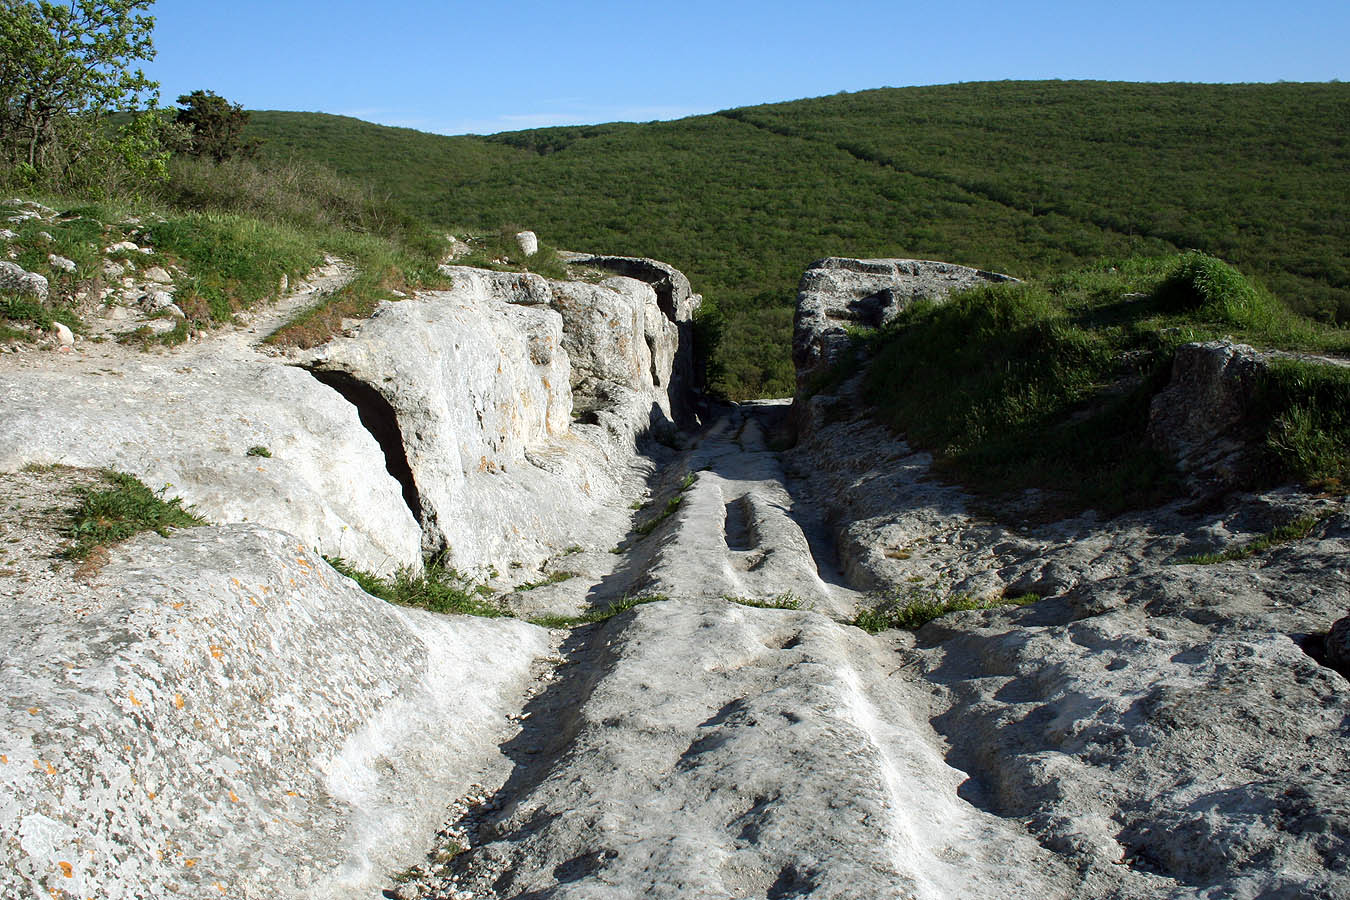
[451,599,1077,899]
[1147,340,1265,491]
[0,524,551,900]
[515,230,539,256]
[0,228,16,240]
[1327,613,1350,673]
[143,265,173,284]
[792,257,1016,390]
[46,254,75,273]
[50,322,73,346]
[308,263,694,574]
[0,350,424,575]
[0,260,49,302]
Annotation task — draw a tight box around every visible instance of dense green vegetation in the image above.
[858,253,1350,514]
[245,81,1350,398]
[0,154,452,346]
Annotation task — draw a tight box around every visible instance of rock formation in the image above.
[2,249,1346,900]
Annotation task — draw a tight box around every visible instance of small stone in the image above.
[148,291,176,310]
[105,240,139,254]
[144,266,172,284]
[0,229,16,240]
[51,322,74,347]
[36,231,53,243]
[47,254,76,273]
[103,260,125,279]
[516,231,539,257]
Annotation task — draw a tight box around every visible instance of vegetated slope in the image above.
[247,81,1350,399]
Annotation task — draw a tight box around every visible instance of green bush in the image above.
[325,555,509,618]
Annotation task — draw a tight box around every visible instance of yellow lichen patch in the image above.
[184,858,197,867]
[228,790,239,803]
[1,754,8,764]
[230,578,241,588]
[215,884,226,894]
[147,791,156,800]
[174,694,185,710]
[58,862,73,878]
[27,706,39,715]
[128,690,141,707]
[171,602,184,610]
[45,761,57,775]
[209,645,223,660]
[295,556,312,569]
[249,597,259,607]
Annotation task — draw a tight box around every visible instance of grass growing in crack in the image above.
[62,471,205,559]
[851,584,1037,633]
[634,495,684,536]
[1177,510,1333,565]
[245,445,272,458]
[515,570,578,591]
[725,593,802,610]
[325,555,509,617]
[527,593,669,629]
[632,473,698,538]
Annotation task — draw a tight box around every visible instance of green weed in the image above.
[1177,510,1332,565]
[852,584,1036,633]
[725,593,802,610]
[62,471,205,559]
[325,555,509,618]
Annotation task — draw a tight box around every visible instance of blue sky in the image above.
[145,1,1349,135]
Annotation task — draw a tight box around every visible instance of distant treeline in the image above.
[246,81,1350,399]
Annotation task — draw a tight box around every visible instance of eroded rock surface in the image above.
[4,251,1347,900]
[0,518,550,900]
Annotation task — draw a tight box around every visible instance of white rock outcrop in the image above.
[0,524,550,900]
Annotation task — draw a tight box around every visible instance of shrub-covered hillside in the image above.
[247,81,1350,399]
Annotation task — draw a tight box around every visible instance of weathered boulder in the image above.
[515,230,539,256]
[0,260,49,302]
[1147,340,1266,491]
[792,257,1015,390]
[305,263,694,574]
[560,252,704,427]
[0,524,551,900]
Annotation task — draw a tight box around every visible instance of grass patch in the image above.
[860,253,1350,514]
[62,470,205,559]
[528,593,668,628]
[245,445,272,458]
[147,212,324,322]
[325,555,509,617]
[725,593,802,610]
[634,494,684,536]
[1177,510,1332,565]
[1,294,83,334]
[516,570,578,591]
[449,226,570,281]
[852,584,1037,633]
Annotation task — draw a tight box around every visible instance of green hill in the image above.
[246,81,1350,399]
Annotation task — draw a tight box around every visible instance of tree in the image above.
[175,90,262,162]
[0,0,163,189]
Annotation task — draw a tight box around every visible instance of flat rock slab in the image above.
[0,523,551,900]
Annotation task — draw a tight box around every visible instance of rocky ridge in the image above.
[1,250,1347,900]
